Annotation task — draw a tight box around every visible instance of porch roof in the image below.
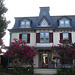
[34,46,51,51]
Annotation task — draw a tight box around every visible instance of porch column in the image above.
[0,56,1,64]
[39,51,42,68]
[8,57,9,65]
[10,32,12,43]
[56,51,58,70]
[48,51,52,68]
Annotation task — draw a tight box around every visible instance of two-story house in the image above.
[8,7,75,74]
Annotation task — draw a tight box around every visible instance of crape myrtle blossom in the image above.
[4,38,37,65]
[51,39,75,64]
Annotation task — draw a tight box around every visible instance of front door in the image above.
[42,53,48,68]
[39,51,52,68]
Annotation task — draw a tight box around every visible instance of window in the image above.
[26,21,30,28]
[65,20,69,25]
[40,33,44,42]
[60,33,71,43]
[60,20,64,27]
[63,32,69,40]
[22,33,27,43]
[59,18,70,27]
[19,33,30,43]
[45,33,49,42]
[40,32,49,43]
[36,33,53,43]
[21,22,25,28]
[40,19,48,27]
[20,20,30,28]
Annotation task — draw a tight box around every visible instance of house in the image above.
[8,7,75,74]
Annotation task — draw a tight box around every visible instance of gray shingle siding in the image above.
[11,7,75,30]
[12,16,75,30]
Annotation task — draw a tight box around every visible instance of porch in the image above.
[34,48,57,69]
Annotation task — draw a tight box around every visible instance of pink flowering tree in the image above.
[51,39,75,65]
[4,38,37,68]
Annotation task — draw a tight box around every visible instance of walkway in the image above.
[33,74,55,75]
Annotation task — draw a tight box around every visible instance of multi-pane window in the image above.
[60,32,71,43]
[59,18,70,27]
[21,22,25,28]
[65,20,69,25]
[63,32,68,40]
[40,33,44,42]
[45,33,49,42]
[26,22,30,28]
[21,20,30,28]
[22,33,27,43]
[19,33,30,43]
[40,32,49,43]
[60,20,64,27]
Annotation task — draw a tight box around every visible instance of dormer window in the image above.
[59,17,71,27]
[20,19,31,28]
[60,20,64,25]
[65,20,69,25]
[26,21,30,28]
[40,19,48,27]
[21,22,25,27]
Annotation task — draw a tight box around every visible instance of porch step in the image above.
[34,69,57,75]
[33,74,56,75]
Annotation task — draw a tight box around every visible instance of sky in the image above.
[2,0,75,46]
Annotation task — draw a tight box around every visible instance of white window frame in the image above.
[40,32,49,43]
[59,20,64,27]
[20,19,30,28]
[40,33,44,43]
[63,32,69,40]
[65,20,70,27]
[59,18,70,27]
[22,33,27,43]
[26,21,30,28]
[21,21,25,28]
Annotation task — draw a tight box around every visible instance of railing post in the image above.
[8,57,9,67]
[56,51,58,71]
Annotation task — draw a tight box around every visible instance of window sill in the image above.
[58,26,71,28]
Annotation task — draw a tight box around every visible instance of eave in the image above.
[33,27,55,30]
[8,28,34,32]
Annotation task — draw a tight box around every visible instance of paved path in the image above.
[33,74,55,75]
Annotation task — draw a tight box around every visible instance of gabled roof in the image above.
[57,16,72,21]
[38,16,50,25]
[20,17,32,22]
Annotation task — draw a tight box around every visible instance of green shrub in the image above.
[57,68,75,75]
[1,56,8,68]
[0,66,33,75]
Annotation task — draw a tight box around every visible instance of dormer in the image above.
[20,18,31,28]
[38,16,50,27]
[58,16,71,28]
[38,7,52,27]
